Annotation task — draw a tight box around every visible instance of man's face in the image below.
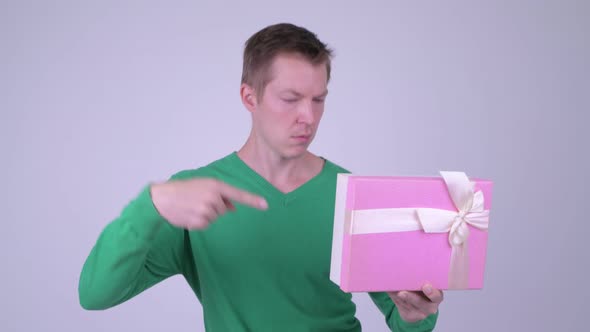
[250,53,328,159]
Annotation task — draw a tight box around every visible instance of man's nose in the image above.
[297,101,315,124]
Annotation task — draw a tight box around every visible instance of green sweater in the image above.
[79,152,437,331]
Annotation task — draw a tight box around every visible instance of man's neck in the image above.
[237,136,324,193]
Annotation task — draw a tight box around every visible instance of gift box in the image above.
[329,171,493,292]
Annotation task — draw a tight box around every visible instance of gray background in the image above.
[2,1,588,331]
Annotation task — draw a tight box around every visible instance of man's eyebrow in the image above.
[315,90,329,98]
[280,89,329,98]
[281,89,303,97]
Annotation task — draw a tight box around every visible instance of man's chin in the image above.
[281,144,311,160]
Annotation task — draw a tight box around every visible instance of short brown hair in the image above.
[241,23,333,99]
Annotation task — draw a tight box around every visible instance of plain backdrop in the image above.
[2,1,588,331]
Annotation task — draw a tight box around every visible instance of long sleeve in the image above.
[369,292,438,332]
[78,185,188,310]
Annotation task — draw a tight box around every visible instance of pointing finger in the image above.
[217,182,268,210]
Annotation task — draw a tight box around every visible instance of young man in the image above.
[79,23,442,331]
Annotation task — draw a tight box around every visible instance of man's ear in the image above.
[240,83,257,113]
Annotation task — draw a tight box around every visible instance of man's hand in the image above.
[388,284,443,323]
[151,178,268,230]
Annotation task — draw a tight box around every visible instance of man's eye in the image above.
[283,98,298,103]
[313,98,325,103]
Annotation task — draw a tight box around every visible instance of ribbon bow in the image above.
[417,172,489,245]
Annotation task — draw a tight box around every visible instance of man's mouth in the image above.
[292,134,311,142]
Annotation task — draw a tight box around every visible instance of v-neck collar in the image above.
[228,151,328,200]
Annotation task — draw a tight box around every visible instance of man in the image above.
[79,23,442,331]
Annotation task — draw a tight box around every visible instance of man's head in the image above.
[241,23,333,100]
[240,23,333,159]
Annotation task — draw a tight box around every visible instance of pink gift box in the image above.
[329,172,493,292]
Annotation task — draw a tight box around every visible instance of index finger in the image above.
[217,182,268,210]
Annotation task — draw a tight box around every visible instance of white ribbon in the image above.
[348,171,490,289]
